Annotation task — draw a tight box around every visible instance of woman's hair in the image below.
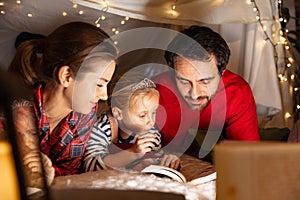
[8,21,118,88]
[109,73,159,111]
[164,25,230,75]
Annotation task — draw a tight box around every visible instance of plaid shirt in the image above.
[33,85,97,176]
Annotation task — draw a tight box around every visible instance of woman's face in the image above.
[72,58,116,114]
[93,62,116,102]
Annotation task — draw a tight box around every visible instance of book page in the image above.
[141,165,186,183]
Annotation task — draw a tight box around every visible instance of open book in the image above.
[141,165,216,185]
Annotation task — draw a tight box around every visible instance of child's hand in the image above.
[131,133,159,155]
[160,154,180,170]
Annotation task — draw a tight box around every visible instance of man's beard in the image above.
[184,90,217,110]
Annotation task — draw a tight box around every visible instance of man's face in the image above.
[174,56,221,110]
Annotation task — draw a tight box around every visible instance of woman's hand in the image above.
[160,154,180,170]
[23,151,55,185]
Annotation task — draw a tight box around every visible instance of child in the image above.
[84,73,180,172]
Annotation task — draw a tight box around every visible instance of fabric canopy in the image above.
[74,0,275,25]
[0,0,291,128]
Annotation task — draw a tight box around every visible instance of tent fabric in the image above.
[73,0,274,25]
[0,0,289,128]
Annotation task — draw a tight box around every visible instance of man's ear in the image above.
[111,107,123,120]
[58,65,73,87]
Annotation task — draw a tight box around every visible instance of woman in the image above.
[1,21,118,185]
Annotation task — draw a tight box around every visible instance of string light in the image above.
[284,112,292,120]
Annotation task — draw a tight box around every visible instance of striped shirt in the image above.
[84,112,162,172]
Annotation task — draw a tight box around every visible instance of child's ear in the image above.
[112,107,123,120]
[58,65,73,87]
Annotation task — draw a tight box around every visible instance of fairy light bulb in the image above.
[284,112,291,119]
[78,10,84,15]
[291,74,295,80]
[73,3,78,8]
[27,13,33,17]
[62,11,67,16]
[297,105,300,109]
[288,57,294,63]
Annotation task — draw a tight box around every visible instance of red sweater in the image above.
[153,70,260,150]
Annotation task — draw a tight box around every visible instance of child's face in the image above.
[119,92,159,135]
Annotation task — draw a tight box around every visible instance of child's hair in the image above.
[109,72,159,111]
[8,22,118,88]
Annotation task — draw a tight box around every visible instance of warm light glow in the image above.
[73,3,78,8]
[172,4,176,10]
[16,0,21,4]
[285,45,290,50]
[263,25,267,31]
[256,16,260,20]
[291,74,295,80]
[115,30,119,34]
[0,2,4,6]
[78,10,84,15]
[96,23,100,28]
[112,28,116,32]
[297,105,300,109]
[62,11,67,16]
[27,13,33,17]
[288,57,294,63]
[284,112,291,119]
[0,10,5,14]
[125,16,130,20]
[287,63,292,68]
[120,20,125,24]
[101,15,106,20]
[0,142,21,200]
[114,41,118,45]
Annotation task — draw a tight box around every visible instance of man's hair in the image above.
[164,25,230,74]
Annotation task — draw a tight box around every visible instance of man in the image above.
[153,26,260,159]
